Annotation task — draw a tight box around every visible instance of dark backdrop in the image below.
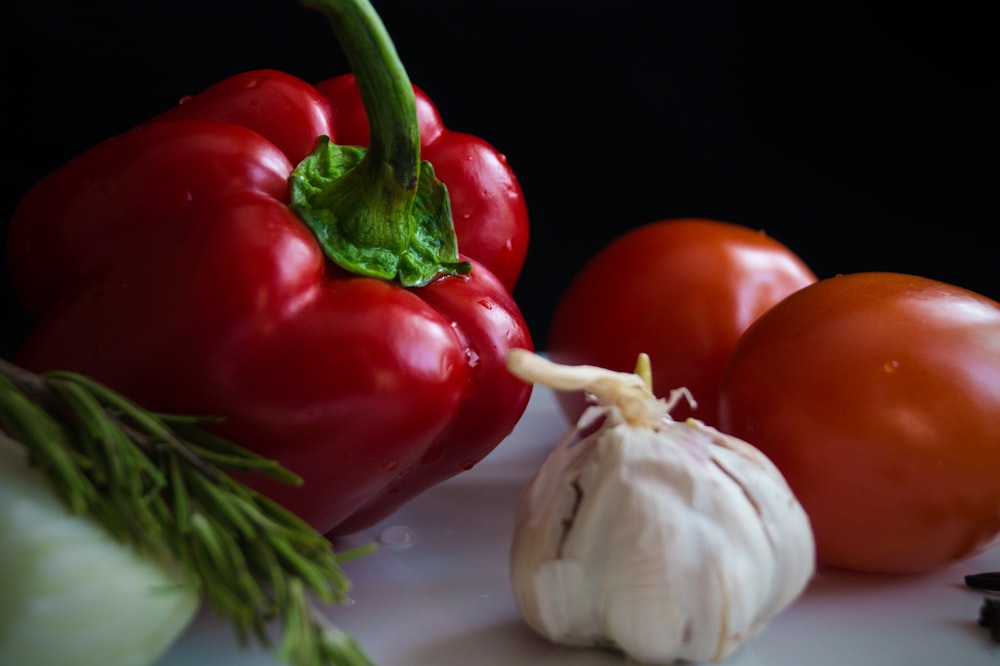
[3,0,996,357]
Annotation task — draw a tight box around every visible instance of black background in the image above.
[3,0,996,358]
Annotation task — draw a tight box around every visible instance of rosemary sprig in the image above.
[0,358,376,666]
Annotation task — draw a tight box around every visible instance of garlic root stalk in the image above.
[505,349,815,664]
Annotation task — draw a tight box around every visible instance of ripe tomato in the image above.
[718,272,1000,574]
[547,218,816,426]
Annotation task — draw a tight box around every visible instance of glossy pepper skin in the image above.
[5,0,533,536]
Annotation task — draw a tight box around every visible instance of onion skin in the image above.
[0,437,200,666]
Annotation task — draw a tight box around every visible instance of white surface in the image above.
[157,386,1000,666]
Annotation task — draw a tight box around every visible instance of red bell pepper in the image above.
[5,0,533,535]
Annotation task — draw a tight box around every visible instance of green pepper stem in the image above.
[293,0,468,286]
[306,0,419,190]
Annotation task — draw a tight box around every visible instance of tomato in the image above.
[547,218,816,426]
[718,272,1000,574]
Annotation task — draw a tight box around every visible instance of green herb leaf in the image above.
[0,358,377,666]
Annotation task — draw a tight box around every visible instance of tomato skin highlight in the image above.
[547,218,816,426]
[718,272,1000,574]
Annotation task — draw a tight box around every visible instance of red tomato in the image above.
[547,218,816,426]
[718,272,1000,574]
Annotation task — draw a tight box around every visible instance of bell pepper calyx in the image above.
[294,0,470,287]
[290,138,470,287]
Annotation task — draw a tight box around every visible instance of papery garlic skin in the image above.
[507,350,815,664]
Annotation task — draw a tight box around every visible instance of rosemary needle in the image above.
[0,358,376,666]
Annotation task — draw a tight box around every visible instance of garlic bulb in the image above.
[505,350,815,664]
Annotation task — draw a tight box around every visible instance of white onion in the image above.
[0,436,200,666]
